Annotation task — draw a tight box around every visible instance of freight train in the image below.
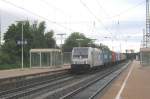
[71,47,126,71]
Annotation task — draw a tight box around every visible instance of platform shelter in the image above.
[30,49,62,68]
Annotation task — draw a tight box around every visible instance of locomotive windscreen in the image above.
[73,47,89,58]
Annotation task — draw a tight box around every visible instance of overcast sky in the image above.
[0,0,146,52]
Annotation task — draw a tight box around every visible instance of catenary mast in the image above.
[145,0,150,47]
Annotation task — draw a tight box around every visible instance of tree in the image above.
[62,32,110,52]
[2,21,31,64]
[0,20,56,65]
[45,30,56,48]
[62,32,92,52]
[99,43,110,50]
[30,21,47,48]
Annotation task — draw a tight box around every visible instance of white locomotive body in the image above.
[71,47,103,70]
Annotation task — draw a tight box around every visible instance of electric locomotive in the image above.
[71,47,126,71]
[71,47,103,71]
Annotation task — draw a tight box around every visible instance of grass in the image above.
[0,64,29,70]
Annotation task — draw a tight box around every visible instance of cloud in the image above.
[0,0,145,52]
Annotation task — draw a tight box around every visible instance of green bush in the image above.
[0,63,29,70]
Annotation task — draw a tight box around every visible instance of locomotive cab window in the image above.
[73,47,89,59]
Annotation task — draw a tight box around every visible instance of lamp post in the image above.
[16,21,26,70]
[57,33,66,48]
[56,33,66,66]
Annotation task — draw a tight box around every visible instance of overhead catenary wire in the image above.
[1,0,76,32]
[39,0,70,17]
[109,0,145,19]
[95,0,111,18]
[36,0,92,25]
[79,0,112,36]
[95,0,145,20]
[0,0,145,44]
[41,0,94,34]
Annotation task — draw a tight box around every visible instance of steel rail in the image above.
[60,61,131,99]
[0,69,70,91]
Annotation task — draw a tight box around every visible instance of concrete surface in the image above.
[100,60,150,99]
[0,65,70,79]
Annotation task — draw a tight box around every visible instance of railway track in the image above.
[0,61,131,99]
[61,62,131,99]
[40,62,130,99]
[0,69,71,99]
[0,69,70,91]
[33,62,130,99]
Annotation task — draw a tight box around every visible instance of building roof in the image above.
[140,48,150,52]
[30,49,61,53]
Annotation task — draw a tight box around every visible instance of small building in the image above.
[30,49,62,68]
[140,48,150,66]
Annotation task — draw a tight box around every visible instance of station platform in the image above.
[0,65,70,80]
[100,60,150,99]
